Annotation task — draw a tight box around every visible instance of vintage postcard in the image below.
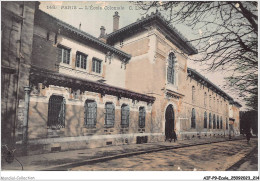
[1,1,258,180]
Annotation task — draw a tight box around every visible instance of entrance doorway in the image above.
[165,104,175,140]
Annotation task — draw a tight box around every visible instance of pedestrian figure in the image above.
[246,132,252,144]
[172,130,177,142]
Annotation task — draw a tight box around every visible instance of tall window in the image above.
[192,86,195,103]
[226,118,228,130]
[209,95,212,108]
[105,102,115,127]
[209,113,212,129]
[217,99,219,111]
[58,45,70,64]
[167,53,175,84]
[204,111,207,128]
[84,100,97,127]
[191,108,196,128]
[92,58,102,73]
[213,114,216,129]
[220,116,223,129]
[139,107,146,128]
[76,52,87,69]
[217,115,219,129]
[204,92,207,107]
[121,104,130,128]
[48,95,66,128]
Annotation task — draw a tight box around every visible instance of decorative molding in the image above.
[30,66,156,104]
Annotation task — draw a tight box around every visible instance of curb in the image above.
[42,138,244,171]
[225,145,258,171]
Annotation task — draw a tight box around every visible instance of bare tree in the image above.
[135,1,258,111]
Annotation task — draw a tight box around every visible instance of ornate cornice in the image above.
[106,11,197,55]
[30,66,155,104]
[165,89,184,99]
[187,67,241,107]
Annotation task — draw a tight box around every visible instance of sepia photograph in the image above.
[1,1,258,180]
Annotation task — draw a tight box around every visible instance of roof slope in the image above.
[35,10,131,61]
[187,67,242,107]
[106,10,198,55]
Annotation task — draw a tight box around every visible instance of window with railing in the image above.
[138,107,146,128]
[121,104,130,128]
[105,102,115,127]
[191,108,196,128]
[76,52,87,69]
[47,95,66,128]
[58,45,70,65]
[84,100,97,128]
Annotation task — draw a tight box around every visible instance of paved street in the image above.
[227,146,258,171]
[71,139,258,171]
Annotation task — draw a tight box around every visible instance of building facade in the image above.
[1,2,242,155]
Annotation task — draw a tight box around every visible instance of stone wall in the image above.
[24,84,155,154]
[1,1,37,145]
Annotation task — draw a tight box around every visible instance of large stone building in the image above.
[1,2,241,155]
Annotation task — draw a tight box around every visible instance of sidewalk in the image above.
[1,136,245,171]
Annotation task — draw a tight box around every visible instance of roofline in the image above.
[30,65,155,103]
[36,10,131,61]
[106,11,198,55]
[187,67,241,107]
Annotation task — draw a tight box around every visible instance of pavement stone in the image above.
[1,136,244,171]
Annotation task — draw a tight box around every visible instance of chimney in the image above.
[113,11,120,31]
[99,26,107,43]
[99,26,106,38]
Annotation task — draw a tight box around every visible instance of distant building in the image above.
[1,2,242,155]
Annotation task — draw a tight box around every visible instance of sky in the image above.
[39,1,244,109]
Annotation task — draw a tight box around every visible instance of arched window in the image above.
[105,102,115,127]
[204,92,207,107]
[167,53,175,84]
[48,95,66,128]
[220,116,223,129]
[121,104,130,128]
[191,108,196,128]
[226,118,228,130]
[209,113,212,129]
[217,99,219,111]
[209,95,212,108]
[204,111,207,128]
[217,115,219,129]
[213,114,216,129]
[139,107,146,128]
[192,86,195,103]
[84,100,97,128]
